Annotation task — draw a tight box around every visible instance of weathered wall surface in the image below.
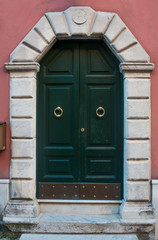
[0,0,158,178]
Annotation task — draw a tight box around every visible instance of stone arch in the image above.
[10,7,149,63]
[4,6,155,227]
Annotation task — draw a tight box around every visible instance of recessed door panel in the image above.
[86,157,115,176]
[46,85,73,145]
[37,40,123,199]
[47,158,72,174]
[46,49,74,75]
[87,85,115,146]
[88,50,113,74]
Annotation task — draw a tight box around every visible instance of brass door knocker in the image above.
[54,106,63,118]
[96,106,105,118]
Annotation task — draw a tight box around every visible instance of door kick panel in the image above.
[39,183,121,200]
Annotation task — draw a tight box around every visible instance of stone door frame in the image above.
[4,7,155,224]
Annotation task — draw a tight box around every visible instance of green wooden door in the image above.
[37,40,123,200]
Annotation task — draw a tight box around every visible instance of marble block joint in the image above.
[4,6,155,230]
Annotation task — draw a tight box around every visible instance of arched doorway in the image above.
[4,7,154,228]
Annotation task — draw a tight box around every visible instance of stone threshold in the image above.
[3,214,154,234]
[19,234,139,240]
[38,199,121,215]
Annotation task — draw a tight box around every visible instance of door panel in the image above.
[37,40,123,199]
[87,85,114,146]
[88,49,114,74]
[37,42,79,183]
[86,157,114,175]
[46,49,74,75]
[47,158,72,174]
[47,85,73,145]
[45,156,74,181]
[80,42,122,183]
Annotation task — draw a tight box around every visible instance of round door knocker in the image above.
[54,106,63,118]
[96,106,105,118]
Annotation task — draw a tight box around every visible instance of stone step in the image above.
[4,214,154,234]
[19,234,139,240]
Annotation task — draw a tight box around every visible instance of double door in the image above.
[37,40,123,200]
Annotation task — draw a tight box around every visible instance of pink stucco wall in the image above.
[0,0,158,178]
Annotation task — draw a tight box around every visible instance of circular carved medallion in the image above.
[72,9,88,25]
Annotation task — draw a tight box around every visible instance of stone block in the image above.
[11,99,35,118]
[127,161,150,180]
[126,140,150,159]
[127,99,150,118]
[46,12,69,36]
[126,181,150,201]
[152,180,158,213]
[35,15,55,43]
[105,14,126,43]
[4,200,39,218]
[11,180,35,199]
[9,70,38,78]
[112,28,137,52]
[123,72,151,79]
[0,180,9,217]
[11,139,34,158]
[126,119,150,139]
[125,78,150,98]
[23,30,48,53]
[11,160,33,179]
[11,78,36,98]
[11,119,35,138]
[155,219,158,240]
[120,202,155,222]
[120,63,154,72]
[152,179,158,239]
[91,12,114,35]
[64,7,96,36]
[119,43,150,62]
[40,202,120,215]
[11,44,40,62]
